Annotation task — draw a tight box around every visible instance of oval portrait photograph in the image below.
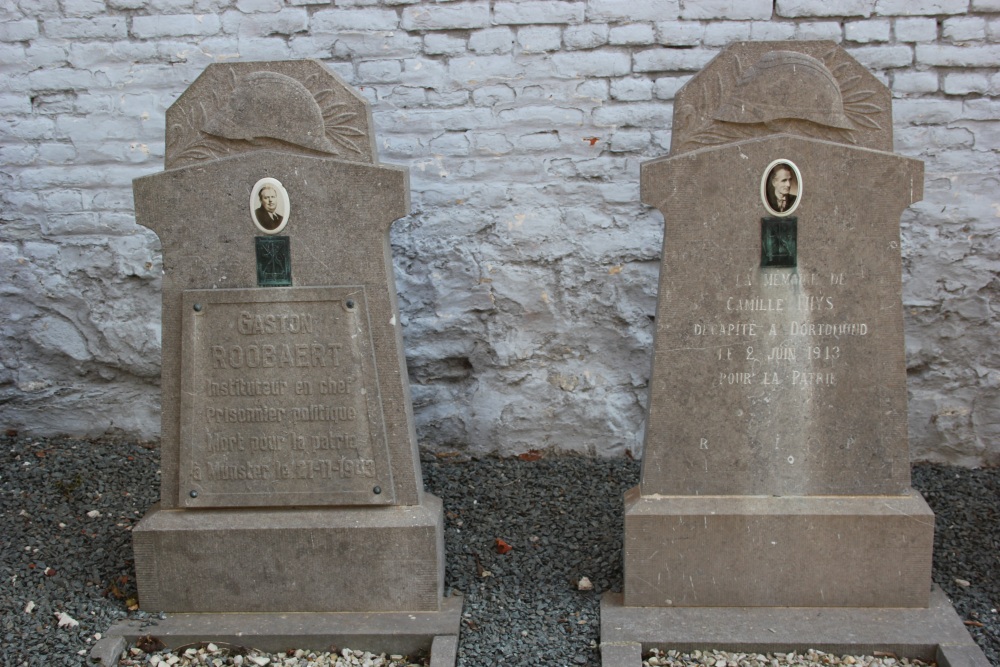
[250,177,290,234]
[761,160,802,217]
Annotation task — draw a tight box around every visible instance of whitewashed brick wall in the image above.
[1,0,998,465]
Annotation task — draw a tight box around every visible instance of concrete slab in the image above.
[624,488,935,608]
[133,494,445,613]
[600,587,990,667]
[91,594,463,667]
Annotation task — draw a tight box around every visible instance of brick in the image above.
[12,0,59,18]
[750,21,797,40]
[893,71,939,93]
[237,9,309,36]
[654,75,690,99]
[943,17,987,42]
[592,102,672,128]
[448,54,522,84]
[1,117,54,140]
[552,50,631,77]
[27,67,96,91]
[235,36,291,59]
[795,21,843,41]
[427,89,468,107]
[325,32,422,58]
[874,0,967,15]
[704,22,751,46]
[895,17,938,41]
[401,3,489,30]
[147,0,199,11]
[848,44,913,68]
[609,24,656,46]
[62,0,106,17]
[399,58,447,88]
[311,9,401,31]
[132,14,221,38]
[383,85,426,107]
[776,0,873,17]
[423,34,466,56]
[471,85,515,107]
[472,132,514,154]
[917,44,1000,66]
[376,107,495,133]
[0,93,30,114]
[564,24,609,49]
[497,105,585,126]
[610,129,651,152]
[610,77,654,101]
[655,21,703,45]
[633,47,716,72]
[575,78,608,100]
[680,0,771,20]
[469,27,514,54]
[515,131,561,150]
[988,17,1000,41]
[236,0,282,11]
[429,132,471,156]
[845,19,891,42]
[944,72,990,94]
[972,0,1000,9]
[587,0,680,22]
[357,59,402,83]
[518,26,562,52]
[494,1,585,25]
[25,42,69,67]
[893,98,964,124]
[0,19,39,42]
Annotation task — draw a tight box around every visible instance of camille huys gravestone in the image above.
[600,41,990,667]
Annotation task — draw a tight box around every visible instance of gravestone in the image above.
[94,60,460,665]
[601,42,989,667]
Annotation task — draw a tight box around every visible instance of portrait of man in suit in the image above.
[763,161,801,216]
[250,178,290,234]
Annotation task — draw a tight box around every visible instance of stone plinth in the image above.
[623,488,934,608]
[134,495,445,613]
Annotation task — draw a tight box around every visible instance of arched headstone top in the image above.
[671,41,892,155]
[165,60,377,169]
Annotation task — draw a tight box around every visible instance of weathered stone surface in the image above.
[623,43,942,623]
[133,495,445,612]
[670,41,893,154]
[128,61,453,630]
[601,587,992,666]
[1,7,998,467]
[640,134,921,496]
[623,487,934,607]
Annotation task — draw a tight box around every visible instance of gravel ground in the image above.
[1,435,997,666]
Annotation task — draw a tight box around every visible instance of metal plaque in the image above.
[256,236,292,286]
[761,216,797,268]
[179,286,394,507]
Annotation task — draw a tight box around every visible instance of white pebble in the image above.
[577,576,594,591]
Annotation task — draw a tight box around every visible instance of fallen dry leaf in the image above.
[517,450,543,462]
[495,538,513,554]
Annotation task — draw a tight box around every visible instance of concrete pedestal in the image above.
[91,595,463,667]
[600,587,990,667]
[624,487,935,608]
[133,494,446,613]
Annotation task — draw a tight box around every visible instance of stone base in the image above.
[133,494,445,613]
[600,587,990,667]
[623,487,934,607]
[91,594,463,667]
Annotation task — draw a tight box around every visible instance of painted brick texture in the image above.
[1,0,998,466]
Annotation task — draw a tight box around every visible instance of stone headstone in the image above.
[602,41,989,667]
[126,61,457,648]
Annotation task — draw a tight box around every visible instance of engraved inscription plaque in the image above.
[179,286,393,507]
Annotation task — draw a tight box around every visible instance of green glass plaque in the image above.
[761,217,796,268]
[255,236,292,286]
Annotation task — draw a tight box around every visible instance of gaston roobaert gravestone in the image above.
[94,60,460,664]
[600,42,990,667]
